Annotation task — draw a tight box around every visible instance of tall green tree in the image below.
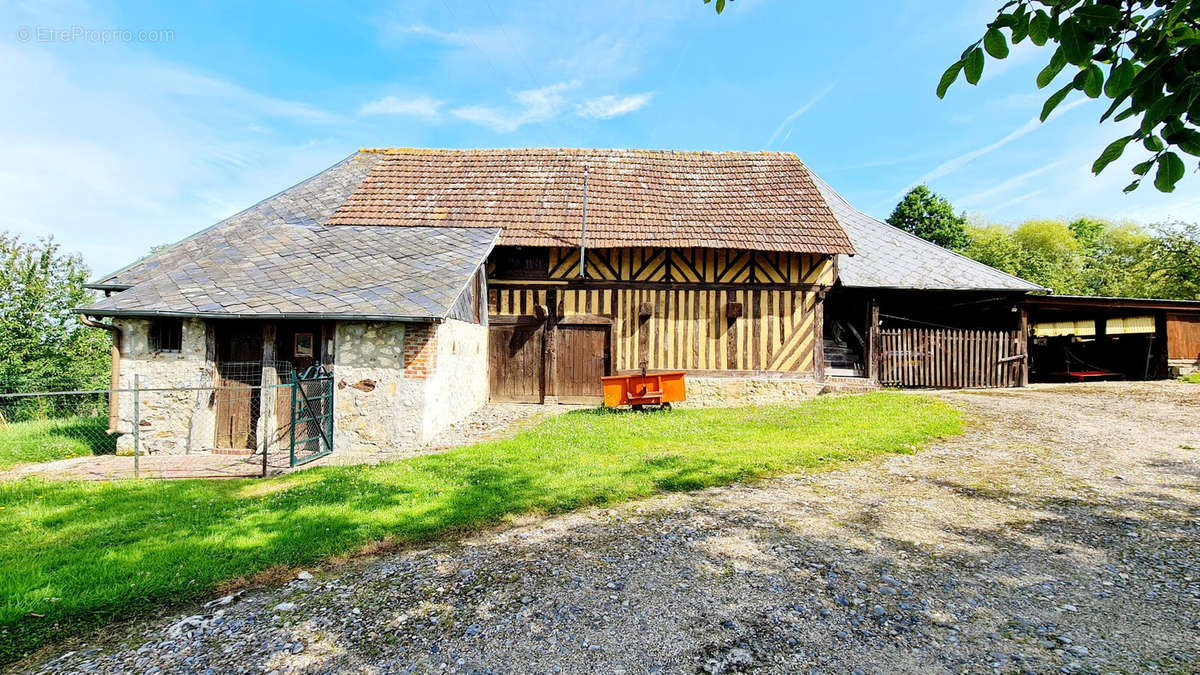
[936,0,1200,193]
[0,234,110,393]
[887,185,971,250]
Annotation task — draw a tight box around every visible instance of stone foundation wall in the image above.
[683,375,825,407]
[113,318,215,455]
[422,319,489,439]
[1169,358,1199,376]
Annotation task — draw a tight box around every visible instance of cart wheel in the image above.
[660,402,672,411]
[632,404,644,411]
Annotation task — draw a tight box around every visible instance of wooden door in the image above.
[214,324,262,449]
[489,322,544,402]
[555,324,610,404]
[1167,314,1200,361]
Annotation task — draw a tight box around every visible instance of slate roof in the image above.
[809,172,1044,292]
[81,225,498,320]
[326,148,857,255]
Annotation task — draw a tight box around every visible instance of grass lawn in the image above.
[1179,373,1200,384]
[0,416,115,470]
[0,392,961,661]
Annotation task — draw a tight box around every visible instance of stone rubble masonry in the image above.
[332,319,489,458]
[684,375,824,406]
[333,322,423,456]
[113,318,216,455]
[107,316,490,460]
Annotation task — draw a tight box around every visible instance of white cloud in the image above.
[956,159,1065,209]
[451,81,578,132]
[577,92,653,119]
[889,97,1090,202]
[359,95,443,118]
[763,83,835,149]
[0,38,348,277]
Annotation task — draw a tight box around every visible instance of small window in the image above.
[148,319,183,353]
[490,247,549,280]
[294,332,314,358]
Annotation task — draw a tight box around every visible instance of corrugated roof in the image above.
[810,172,1043,292]
[326,148,857,255]
[80,225,498,321]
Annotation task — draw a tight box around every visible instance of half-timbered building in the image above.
[322,148,855,403]
[76,146,1197,462]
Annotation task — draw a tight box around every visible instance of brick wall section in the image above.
[403,324,438,379]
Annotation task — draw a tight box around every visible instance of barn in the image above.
[76,147,1195,462]
[321,149,855,404]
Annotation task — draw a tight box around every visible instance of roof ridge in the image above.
[358,147,801,158]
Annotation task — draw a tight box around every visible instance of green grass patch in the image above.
[0,416,115,470]
[1178,373,1200,384]
[0,392,960,661]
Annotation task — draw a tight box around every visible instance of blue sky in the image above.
[3,0,1197,277]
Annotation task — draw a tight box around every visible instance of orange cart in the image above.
[601,371,686,410]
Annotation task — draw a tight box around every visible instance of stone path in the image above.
[0,452,270,481]
[15,382,1200,673]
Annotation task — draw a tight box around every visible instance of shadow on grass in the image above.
[0,416,114,470]
[0,393,961,662]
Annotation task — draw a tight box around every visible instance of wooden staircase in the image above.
[824,320,865,376]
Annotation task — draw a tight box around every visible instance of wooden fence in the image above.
[879,328,1024,388]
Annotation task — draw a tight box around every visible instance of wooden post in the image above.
[259,321,277,470]
[321,322,336,368]
[544,289,558,402]
[1017,304,1029,387]
[814,291,826,382]
[639,300,653,374]
[132,374,140,479]
[867,299,880,383]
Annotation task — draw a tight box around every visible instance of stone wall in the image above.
[331,319,490,460]
[113,318,215,455]
[683,375,824,407]
[1169,358,1199,376]
[422,319,489,438]
[331,322,422,455]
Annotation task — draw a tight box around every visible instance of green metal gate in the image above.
[290,365,333,466]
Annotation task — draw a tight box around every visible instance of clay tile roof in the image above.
[326,148,856,255]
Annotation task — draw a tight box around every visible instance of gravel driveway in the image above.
[19,383,1200,674]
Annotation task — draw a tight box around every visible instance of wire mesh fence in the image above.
[0,361,331,480]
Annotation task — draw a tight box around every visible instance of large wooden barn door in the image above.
[555,324,610,404]
[488,322,544,402]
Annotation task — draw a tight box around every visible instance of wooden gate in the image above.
[488,322,544,402]
[879,328,1024,388]
[555,324,610,404]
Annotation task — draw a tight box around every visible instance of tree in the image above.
[962,216,1200,299]
[936,0,1200,194]
[0,234,110,395]
[887,185,971,250]
[1136,221,1200,298]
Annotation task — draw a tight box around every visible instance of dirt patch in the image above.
[18,383,1200,674]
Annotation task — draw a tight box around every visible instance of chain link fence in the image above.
[0,361,333,480]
